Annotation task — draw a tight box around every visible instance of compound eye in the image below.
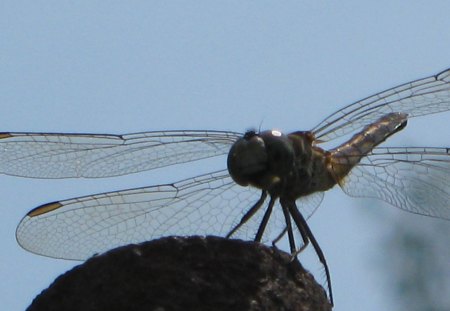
[227,132,268,186]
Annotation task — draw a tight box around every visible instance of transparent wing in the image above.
[339,147,450,220]
[16,170,269,260]
[298,191,325,220]
[0,130,240,178]
[312,68,450,142]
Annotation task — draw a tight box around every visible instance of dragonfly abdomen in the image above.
[329,112,408,181]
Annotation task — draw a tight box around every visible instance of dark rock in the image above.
[27,236,332,311]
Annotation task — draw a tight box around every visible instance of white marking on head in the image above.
[271,130,282,137]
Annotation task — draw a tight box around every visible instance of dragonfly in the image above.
[2,68,450,305]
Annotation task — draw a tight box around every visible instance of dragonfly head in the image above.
[227,130,295,190]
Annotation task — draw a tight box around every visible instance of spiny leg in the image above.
[254,196,276,242]
[226,190,267,238]
[280,199,310,256]
[280,202,296,254]
[283,198,334,306]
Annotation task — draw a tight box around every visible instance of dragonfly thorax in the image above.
[227,130,296,191]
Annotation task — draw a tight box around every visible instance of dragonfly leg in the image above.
[271,226,287,249]
[226,190,267,238]
[279,202,297,254]
[254,196,276,242]
[282,198,334,306]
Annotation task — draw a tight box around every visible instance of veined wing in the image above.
[297,191,324,221]
[338,147,450,220]
[0,130,240,178]
[312,68,450,142]
[15,170,275,260]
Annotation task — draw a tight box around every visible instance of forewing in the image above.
[339,147,450,220]
[16,170,263,260]
[0,130,240,178]
[312,68,450,142]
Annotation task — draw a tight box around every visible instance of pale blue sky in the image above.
[1,2,449,311]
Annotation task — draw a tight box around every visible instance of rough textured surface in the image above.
[27,236,332,311]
